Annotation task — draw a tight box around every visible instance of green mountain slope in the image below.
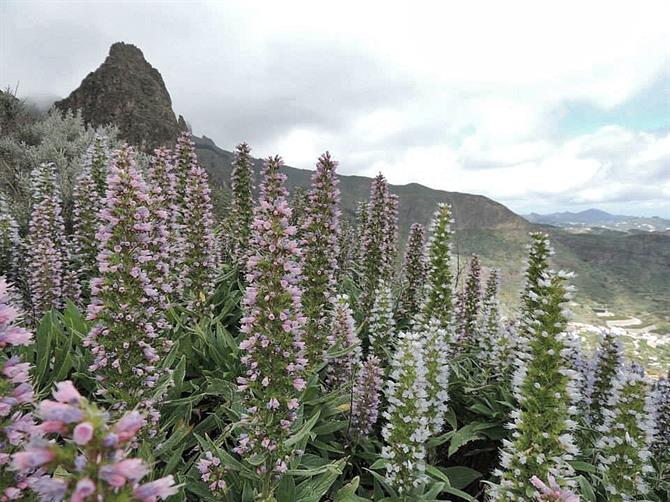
[195,135,670,329]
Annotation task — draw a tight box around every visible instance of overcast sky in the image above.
[2,1,669,217]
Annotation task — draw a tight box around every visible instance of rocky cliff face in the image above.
[55,42,181,150]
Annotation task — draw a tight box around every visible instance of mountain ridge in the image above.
[193,135,528,234]
[525,208,670,232]
[55,42,184,150]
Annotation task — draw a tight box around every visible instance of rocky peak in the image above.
[55,42,181,151]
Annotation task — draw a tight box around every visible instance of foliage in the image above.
[1,126,665,502]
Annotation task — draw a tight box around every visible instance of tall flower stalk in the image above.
[336,221,355,281]
[146,147,180,299]
[235,156,307,496]
[368,280,396,362]
[420,320,450,435]
[229,142,255,265]
[170,131,199,284]
[84,146,171,416]
[589,328,624,426]
[653,374,670,461]
[418,203,454,329]
[456,254,481,347]
[72,163,102,301]
[350,354,383,438]
[360,175,396,315]
[562,332,593,416]
[181,161,219,308]
[595,366,656,500]
[381,331,429,493]
[490,233,580,501]
[383,193,399,276]
[489,320,519,377]
[300,152,341,367]
[25,163,66,320]
[325,295,361,389]
[87,135,110,199]
[289,186,309,233]
[398,223,427,320]
[354,200,368,264]
[479,269,501,360]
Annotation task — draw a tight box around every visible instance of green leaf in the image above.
[285,410,321,447]
[246,453,266,467]
[365,469,396,499]
[444,407,458,430]
[448,424,485,457]
[440,486,478,501]
[441,466,482,490]
[425,464,451,485]
[368,458,387,470]
[333,477,370,502]
[570,460,597,474]
[276,475,296,502]
[468,403,497,417]
[295,458,345,502]
[577,475,596,502]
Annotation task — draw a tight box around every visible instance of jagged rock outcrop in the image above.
[56,42,180,150]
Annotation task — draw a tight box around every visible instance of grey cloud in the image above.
[2,1,668,218]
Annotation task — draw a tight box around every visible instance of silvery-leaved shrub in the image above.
[0,195,21,281]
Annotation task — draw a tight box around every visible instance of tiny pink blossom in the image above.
[52,380,81,404]
[73,421,95,445]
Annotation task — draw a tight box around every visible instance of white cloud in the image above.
[2,0,669,215]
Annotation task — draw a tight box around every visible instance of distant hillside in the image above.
[525,209,670,232]
[195,136,527,239]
